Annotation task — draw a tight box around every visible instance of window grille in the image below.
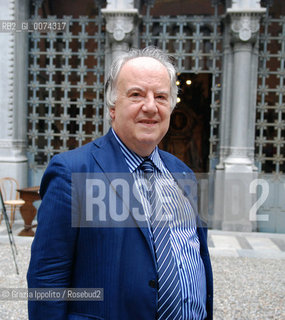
[256,8,285,174]
[140,2,223,167]
[27,7,105,171]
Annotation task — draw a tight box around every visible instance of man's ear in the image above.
[109,107,115,120]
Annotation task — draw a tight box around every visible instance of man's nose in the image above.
[142,94,157,113]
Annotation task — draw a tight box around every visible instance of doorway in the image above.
[159,73,211,173]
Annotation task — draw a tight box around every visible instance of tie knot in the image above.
[140,158,154,173]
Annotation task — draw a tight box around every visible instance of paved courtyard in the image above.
[0,223,284,319]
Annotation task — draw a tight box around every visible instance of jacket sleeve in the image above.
[27,154,78,320]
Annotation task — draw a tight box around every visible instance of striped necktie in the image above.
[140,159,182,320]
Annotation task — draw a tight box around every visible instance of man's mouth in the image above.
[139,119,158,124]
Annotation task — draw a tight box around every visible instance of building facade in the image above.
[0,0,284,232]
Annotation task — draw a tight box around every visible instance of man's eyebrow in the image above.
[127,87,144,93]
[126,87,145,95]
[156,90,169,95]
[126,87,169,96]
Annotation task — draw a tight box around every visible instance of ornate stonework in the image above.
[102,0,138,44]
[227,1,266,42]
[103,10,137,42]
[230,13,261,42]
[105,0,135,10]
[102,9,138,43]
[6,0,15,137]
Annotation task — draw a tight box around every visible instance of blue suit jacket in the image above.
[27,129,213,320]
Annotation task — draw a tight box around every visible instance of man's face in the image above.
[110,57,172,157]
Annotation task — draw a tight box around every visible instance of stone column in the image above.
[101,0,139,134]
[224,11,264,168]
[213,0,266,231]
[0,0,29,188]
[215,18,233,171]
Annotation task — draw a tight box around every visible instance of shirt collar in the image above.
[111,128,163,173]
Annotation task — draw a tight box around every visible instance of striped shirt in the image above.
[112,128,207,319]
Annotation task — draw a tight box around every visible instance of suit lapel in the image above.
[91,129,129,173]
[90,129,156,262]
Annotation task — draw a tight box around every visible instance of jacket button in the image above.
[149,280,157,288]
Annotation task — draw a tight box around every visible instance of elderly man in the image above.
[27,47,213,320]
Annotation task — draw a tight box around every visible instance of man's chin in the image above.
[138,136,162,149]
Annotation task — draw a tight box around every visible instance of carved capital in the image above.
[227,3,266,43]
[102,9,138,42]
[230,13,261,42]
